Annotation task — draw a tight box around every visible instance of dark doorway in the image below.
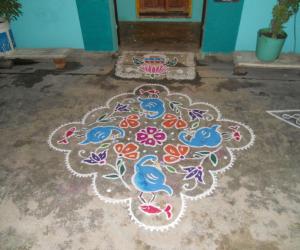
[119,22,200,52]
[114,0,203,52]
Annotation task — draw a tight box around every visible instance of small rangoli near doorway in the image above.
[48,84,255,231]
[115,51,196,80]
[267,110,300,129]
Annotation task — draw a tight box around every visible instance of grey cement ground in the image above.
[0,53,299,250]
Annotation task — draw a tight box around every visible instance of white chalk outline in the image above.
[48,83,255,232]
[267,110,300,129]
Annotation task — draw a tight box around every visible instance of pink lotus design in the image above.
[136,126,167,147]
[139,63,168,76]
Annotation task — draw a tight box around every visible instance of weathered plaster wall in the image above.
[116,0,203,22]
[235,0,300,53]
[11,0,84,49]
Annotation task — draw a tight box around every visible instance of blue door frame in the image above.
[201,0,244,54]
[75,0,244,53]
[76,0,118,52]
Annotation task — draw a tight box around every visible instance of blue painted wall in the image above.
[236,0,300,53]
[11,0,84,49]
[116,0,203,22]
[10,0,300,53]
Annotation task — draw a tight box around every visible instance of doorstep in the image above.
[115,51,196,80]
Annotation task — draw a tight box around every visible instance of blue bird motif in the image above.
[132,155,173,203]
[138,97,165,119]
[178,124,222,148]
[80,126,125,145]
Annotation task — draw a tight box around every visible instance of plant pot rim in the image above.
[0,17,8,23]
[258,28,287,39]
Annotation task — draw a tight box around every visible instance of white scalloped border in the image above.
[47,83,255,232]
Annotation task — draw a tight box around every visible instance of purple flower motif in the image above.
[82,150,107,166]
[136,126,167,147]
[114,103,130,112]
[182,166,205,184]
[188,109,206,121]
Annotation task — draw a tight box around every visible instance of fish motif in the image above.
[139,204,173,220]
[178,124,222,148]
[222,125,242,142]
[229,125,242,141]
[138,97,165,119]
[80,126,125,145]
[57,127,77,144]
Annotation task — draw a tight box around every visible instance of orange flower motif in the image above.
[163,144,190,164]
[114,143,140,160]
[162,113,188,129]
[119,114,140,128]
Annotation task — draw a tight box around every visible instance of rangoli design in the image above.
[267,110,300,129]
[115,51,196,80]
[132,54,178,79]
[48,84,255,231]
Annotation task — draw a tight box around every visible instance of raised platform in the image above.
[0,49,71,69]
[233,52,300,73]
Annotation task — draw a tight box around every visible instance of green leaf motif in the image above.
[193,151,210,158]
[119,164,126,176]
[192,154,202,159]
[191,122,200,129]
[165,165,177,174]
[131,107,140,112]
[172,101,182,105]
[103,174,119,179]
[117,159,123,167]
[210,153,218,167]
[169,101,182,112]
[169,102,175,111]
[98,143,111,149]
[117,159,126,176]
[98,114,111,122]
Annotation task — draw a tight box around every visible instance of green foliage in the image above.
[271,0,300,38]
[0,0,22,22]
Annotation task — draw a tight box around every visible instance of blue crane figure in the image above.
[132,155,173,203]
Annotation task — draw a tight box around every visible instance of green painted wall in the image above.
[202,0,244,53]
[116,0,203,22]
[76,0,117,51]
[11,0,84,49]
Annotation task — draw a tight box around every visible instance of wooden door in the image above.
[140,0,166,13]
[139,0,190,16]
[166,0,189,12]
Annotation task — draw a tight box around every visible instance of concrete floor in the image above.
[0,52,300,249]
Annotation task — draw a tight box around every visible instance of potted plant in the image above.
[0,0,22,55]
[256,0,300,62]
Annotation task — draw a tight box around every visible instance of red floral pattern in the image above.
[162,113,188,129]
